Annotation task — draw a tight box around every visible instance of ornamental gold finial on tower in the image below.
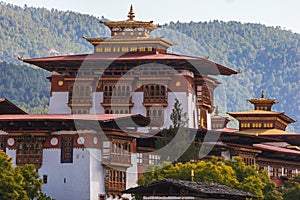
[248,90,277,111]
[261,90,265,98]
[215,106,219,116]
[127,5,135,21]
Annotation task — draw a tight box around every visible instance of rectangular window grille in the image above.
[61,136,74,163]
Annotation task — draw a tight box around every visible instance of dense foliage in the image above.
[281,176,300,200]
[0,62,49,113]
[0,2,299,131]
[138,157,282,200]
[0,150,51,200]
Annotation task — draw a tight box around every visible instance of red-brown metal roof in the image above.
[0,114,150,133]
[23,52,238,76]
[0,114,142,122]
[0,98,27,114]
[253,143,300,155]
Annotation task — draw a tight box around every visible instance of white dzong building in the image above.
[0,6,237,200]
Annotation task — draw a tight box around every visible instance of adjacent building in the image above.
[0,5,299,200]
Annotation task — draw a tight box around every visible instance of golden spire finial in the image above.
[17,55,24,61]
[127,5,135,20]
[215,106,219,116]
[261,90,265,98]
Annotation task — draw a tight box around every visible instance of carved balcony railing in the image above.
[102,152,132,167]
[102,96,133,106]
[143,97,168,106]
[68,95,93,107]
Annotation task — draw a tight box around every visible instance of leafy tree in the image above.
[0,150,51,200]
[281,176,300,200]
[20,164,46,200]
[154,127,199,163]
[138,157,283,200]
[0,150,28,200]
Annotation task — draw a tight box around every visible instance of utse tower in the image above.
[22,5,237,130]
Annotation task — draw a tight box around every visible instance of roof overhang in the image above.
[22,52,238,76]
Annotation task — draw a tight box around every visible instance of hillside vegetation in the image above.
[0,2,299,131]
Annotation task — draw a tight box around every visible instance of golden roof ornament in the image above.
[261,90,265,98]
[215,106,219,116]
[127,5,135,21]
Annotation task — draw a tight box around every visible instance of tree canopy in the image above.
[0,150,51,200]
[138,157,283,200]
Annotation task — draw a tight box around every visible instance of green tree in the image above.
[0,150,51,200]
[0,150,28,200]
[20,164,44,200]
[282,176,300,200]
[138,157,283,200]
[170,98,188,128]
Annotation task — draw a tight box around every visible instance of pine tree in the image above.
[170,98,188,128]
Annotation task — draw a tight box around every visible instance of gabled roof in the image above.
[123,179,257,199]
[0,114,150,133]
[0,98,27,114]
[227,110,296,124]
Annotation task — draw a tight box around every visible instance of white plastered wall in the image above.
[39,148,104,200]
[48,92,71,114]
[90,92,104,114]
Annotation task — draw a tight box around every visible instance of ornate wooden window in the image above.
[146,106,164,126]
[104,107,130,114]
[102,140,131,166]
[243,156,255,166]
[137,153,143,164]
[106,168,126,192]
[252,122,262,128]
[263,122,274,128]
[68,81,93,110]
[241,122,251,129]
[199,109,208,129]
[72,108,89,114]
[144,84,167,104]
[196,85,211,106]
[16,136,43,168]
[61,136,74,163]
[103,83,132,104]
[292,169,299,177]
[149,154,160,165]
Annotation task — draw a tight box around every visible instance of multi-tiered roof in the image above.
[20,6,238,77]
[228,91,296,135]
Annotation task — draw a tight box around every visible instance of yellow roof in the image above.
[237,129,297,136]
[227,110,281,115]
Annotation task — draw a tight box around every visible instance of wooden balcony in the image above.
[106,182,126,193]
[102,153,132,167]
[197,96,212,107]
[68,96,92,107]
[102,97,134,106]
[143,97,168,106]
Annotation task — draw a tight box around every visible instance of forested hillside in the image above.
[0,2,299,131]
[0,62,49,113]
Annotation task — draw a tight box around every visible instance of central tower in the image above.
[22,5,238,130]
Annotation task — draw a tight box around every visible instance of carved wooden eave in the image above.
[84,37,173,47]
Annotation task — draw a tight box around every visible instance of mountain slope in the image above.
[0,3,299,131]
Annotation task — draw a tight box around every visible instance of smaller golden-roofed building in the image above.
[227,90,296,133]
[211,106,232,130]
